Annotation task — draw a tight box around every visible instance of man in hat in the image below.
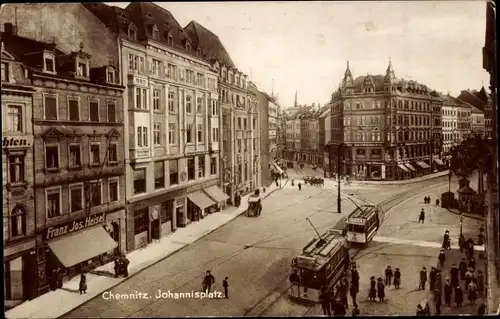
[450,264,459,287]
[419,208,425,223]
[444,278,453,306]
[438,249,446,267]
[394,267,401,289]
[429,267,437,291]
[419,267,427,290]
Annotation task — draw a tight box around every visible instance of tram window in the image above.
[349,224,365,233]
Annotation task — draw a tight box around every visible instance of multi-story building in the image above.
[249,84,270,186]
[285,106,312,162]
[470,105,486,137]
[319,106,331,172]
[328,60,442,180]
[2,30,126,298]
[87,3,225,251]
[2,29,38,308]
[268,98,280,160]
[457,88,490,137]
[441,94,472,153]
[277,109,287,159]
[184,21,260,201]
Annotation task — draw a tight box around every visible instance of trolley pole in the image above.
[337,144,346,214]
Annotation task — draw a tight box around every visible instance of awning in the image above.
[416,161,430,169]
[248,195,260,203]
[188,191,216,210]
[405,163,417,171]
[272,163,284,175]
[203,186,229,202]
[48,226,117,268]
[434,158,445,166]
[398,164,409,173]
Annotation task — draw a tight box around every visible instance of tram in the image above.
[346,204,385,244]
[288,229,350,303]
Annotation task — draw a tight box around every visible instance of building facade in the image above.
[268,98,279,160]
[319,107,331,172]
[328,60,442,180]
[250,84,270,186]
[277,109,287,159]
[470,105,485,137]
[2,32,38,308]
[457,88,490,137]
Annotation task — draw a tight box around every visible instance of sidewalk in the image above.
[5,182,287,319]
[351,170,450,185]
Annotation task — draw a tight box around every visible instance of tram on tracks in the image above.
[346,204,385,244]
[288,229,350,303]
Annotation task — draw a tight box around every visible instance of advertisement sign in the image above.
[44,212,106,241]
[3,136,33,149]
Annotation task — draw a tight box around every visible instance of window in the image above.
[186,96,192,113]
[108,143,118,163]
[89,101,99,122]
[133,168,146,194]
[134,208,149,235]
[186,41,191,52]
[152,25,160,40]
[136,88,148,109]
[46,187,61,218]
[77,61,88,77]
[210,157,217,175]
[197,124,203,143]
[238,118,242,129]
[212,127,219,143]
[136,126,148,147]
[187,158,195,180]
[168,123,176,145]
[168,92,175,112]
[198,156,205,178]
[106,68,115,83]
[45,145,59,169]
[211,100,218,116]
[169,160,178,185]
[44,53,55,73]
[69,144,81,167]
[90,143,100,165]
[89,181,102,207]
[68,99,79,121]
[167,33,173,46]
[70,184,83,213]
[6,105,22,132]
[154,123,161,145]
[161,199,173,223]
[153,161,165,189]
[128,25,137,40]
[244,118,248,130]
[237,139,242,153]
[10,206,26,237]
[186,124,193,143]
[8,155,24,184]
[106,101,117,122]
[152,59,161,76]
[153,89,160,110]
[109,179,119,202]
[197,97,203,114]
[1,62,9,82]
[253,119,256,130]
[44,95,58,120]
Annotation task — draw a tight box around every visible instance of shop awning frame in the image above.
[405,163,417,171]
[398,164,409,173]
[48,226,117,268]
[272,163,284,175]
[416,161,430,169]
[434,158,445,166]
[204,186,230,202]
[188,191,216,210]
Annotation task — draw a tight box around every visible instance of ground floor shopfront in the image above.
[126,177,229,252]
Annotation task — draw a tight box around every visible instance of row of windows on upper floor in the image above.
[134,123,219,148]
[331,130,433,143]
[443,122,472,129]
[332,99,436,112]
[442,109,471,117]
[222,115,257,131]
[128,54,217,91]
[219,88,253,109]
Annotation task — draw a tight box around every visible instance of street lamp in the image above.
[448,169,453,193]
[337,143,346,214]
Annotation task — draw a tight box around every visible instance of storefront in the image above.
[203,185,230,213]
[397,163,410,180]
[126,178,219,251]
[415,161,431,176]
[405,163,417,178]
[37,212,117,293]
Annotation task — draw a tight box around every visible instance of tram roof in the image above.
[347,205,378,224]
[294,229,346,271]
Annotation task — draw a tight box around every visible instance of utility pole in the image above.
[337,143,346,214]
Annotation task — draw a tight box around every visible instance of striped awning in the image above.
[398,164,409,173]
[405,163,417,171]
[416,161,430,169]
[434,158,445,166]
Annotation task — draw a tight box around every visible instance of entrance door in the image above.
[151,219,161,240]
[23,252,38,300]
[176,206,184,228]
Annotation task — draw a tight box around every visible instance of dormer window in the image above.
[128,24,138,41]
[146,12,153,18]
[152,25,159,40]
[197,48,202,56]
[77,59,88,77]
[186,41,191,52]
[167,32,173,46]
[43,52,56,73]
[106,67,115,84]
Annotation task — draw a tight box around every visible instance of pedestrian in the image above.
[438,249,446,267]
[416,304,425,316]
[121,256,130,277]
[459,258,467,280]
[424,301,431,315]
[465,269,473,292]
[419,208,425,223]
[114,256,121,278]
[351,265,360,288]
[468,256,476,271]
[349,281,358,307]
[442,230,450,250]
[477,303,486,316]
[478,231,484,246]
[423,196,427,204]
[455,285,464,307]
[450,264,459,287]
[394,267,401,289]
[222,277,229,298]
[430,267,437,291]
[385,265,393,286]
[352,304,360,317]
[444,278,453,306]
[377,277,385,302]
[419,267,427,290]
[435,293,442,315]
[369,276,377,301]
[434,288,442,307]
[298,183,301,191]
[436,198,440,206]
[56,267,63,288]
[275,180,278,187]
[79,272,87,294]
[468,280,477,304]
[202,270,215,293]
[477,270,484,296]
[291,179,294,186]
[339,280,349,309]
[319,287,331,316]
[435,269,442,287]
[263,187,266,193]
[459,234,466,253]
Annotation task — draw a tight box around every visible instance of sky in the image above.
[112,1,490,108]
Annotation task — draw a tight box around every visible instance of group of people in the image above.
[114,255,130,278]
[423,195,440,206]
[202,270,229,298]
[319,266,360,317]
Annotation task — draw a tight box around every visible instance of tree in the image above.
[450,134,494,179]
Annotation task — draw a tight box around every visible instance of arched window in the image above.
[152,25,159,40]
[128,24,138,41]
[10,205,26,237]
[167,32,173,46]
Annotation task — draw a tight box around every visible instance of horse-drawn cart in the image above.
[304,176,324,186]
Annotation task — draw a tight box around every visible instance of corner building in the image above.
[329,60,443,180]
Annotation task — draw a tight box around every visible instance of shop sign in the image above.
[186,179,218,194]
[44,212,106,241]
[3,136,33,149]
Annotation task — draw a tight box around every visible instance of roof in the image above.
[294,229,346,271]
[348,205,378,222]
[457,89,488,111]
[184,20,235,68]
[318,105,330,118]
[458,186,476,194]
[352,75,385,92]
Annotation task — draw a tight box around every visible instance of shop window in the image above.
[89,101,99,122]
[10,205,26,237]
[90,143,101,165]
[134,208,149,235]
[44,94,58,120]
[133,168,146,194]
[7,105,22,132]
[8,155,25,184]
[187,158,195,180]
[88,181,102,207]
[45,144,59,170]
[108,143,118,164]
[109,179,119,202]
[69,184,83,213]
[210,157,217,175]
[107,102,116,122]
[161,199,174,223]
[154,161,165,189]
[169,160,178,185]
[198,156,205,178]
[46,187,62,218]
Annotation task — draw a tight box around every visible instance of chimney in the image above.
[4,23,17,36]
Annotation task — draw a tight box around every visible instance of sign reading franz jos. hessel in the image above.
[44,212,106,241]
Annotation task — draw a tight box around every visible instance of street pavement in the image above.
[63,177,447,317]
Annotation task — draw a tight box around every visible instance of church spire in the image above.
[384,57,396,81]
[294,90,298,107]
[341,60,354,88]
